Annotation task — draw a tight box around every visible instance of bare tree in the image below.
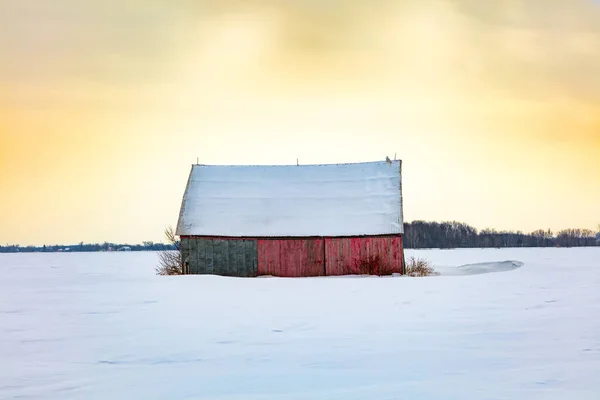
[155,226,184,275]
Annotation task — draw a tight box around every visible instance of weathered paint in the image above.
[256,239,280,276]
[325,236,403,276]
[182,235,403,277]
[180,237,190,274]
[188,237,199,274]
[257,238,325,277]
[181,237,258,277]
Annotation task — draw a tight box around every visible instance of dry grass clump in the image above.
[404,257,439,277]
[350,255,438,277]
[156,227,184,276]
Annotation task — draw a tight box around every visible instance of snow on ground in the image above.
[1,248,599,399]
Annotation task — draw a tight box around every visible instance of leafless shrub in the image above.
[155,226,183,276]
[404,257,439,277]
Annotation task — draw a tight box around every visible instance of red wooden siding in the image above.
[257,239,325,277]
[257,240,281,276]
[184,235,403,277]
[325,236,403,276]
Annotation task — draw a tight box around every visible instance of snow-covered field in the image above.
[1,248,599,399]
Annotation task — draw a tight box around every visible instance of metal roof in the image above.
[176,160,403,237]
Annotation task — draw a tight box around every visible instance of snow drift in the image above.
[435,260,524,276]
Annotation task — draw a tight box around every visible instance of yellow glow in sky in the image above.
[1,0,599,245]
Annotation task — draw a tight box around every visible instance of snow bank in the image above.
[1,248,599,400]
[435,260,524,276]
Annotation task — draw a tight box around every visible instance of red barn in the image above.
[175,159,405,277]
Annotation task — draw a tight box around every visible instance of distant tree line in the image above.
[404,221,600,249]
[2,222,598,253]
[0,241,178,253]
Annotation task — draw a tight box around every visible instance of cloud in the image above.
[170,0,600,104]
[2,0,599,104]
[446,0,600,102]
[0,0,184,85]
[449,0,600,32]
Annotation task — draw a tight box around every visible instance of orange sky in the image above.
[1,0,599,245]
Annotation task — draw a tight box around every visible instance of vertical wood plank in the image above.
[228,240,244,277]
[257,240,267,276]
[239,240,255,277]
[188,238,198,274]
[205,239,214,275]
[257,240,280,276]
[213,239,229,276]
[245,240,258,277]
[180,238,190,275]
[303,239,325,276]
[196,238,203,274]
[279,240,295,277]
[198,239,207,274]
[399,236,405,274]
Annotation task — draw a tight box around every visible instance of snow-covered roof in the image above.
[176,160,403,237]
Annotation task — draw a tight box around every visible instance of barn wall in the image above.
[182,235,403,277]
[181,237,258,277]
[257,238,325,277]
[324,236,404,276]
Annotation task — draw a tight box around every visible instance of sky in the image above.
[1,0,599,246]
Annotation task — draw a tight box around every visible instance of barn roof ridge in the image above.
[191,159,401,168]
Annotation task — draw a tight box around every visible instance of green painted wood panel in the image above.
[188,238,199,274]
[244,240,258,277]
[212,239,230,276]
[197,239,207,274]
[228,240,245,276]
[205,239,214,275]
[180,238,190,274]
[183,238,258,276]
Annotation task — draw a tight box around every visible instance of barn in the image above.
[175,159,405,277]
